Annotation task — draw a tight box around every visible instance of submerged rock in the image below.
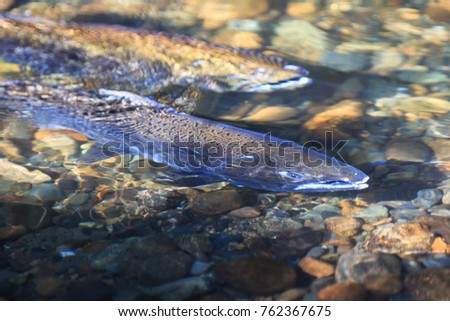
[412,189,443,209]
[405,268,450,300]
[317,282,367,301]
[214,256,296,295]
[187,189,243,216]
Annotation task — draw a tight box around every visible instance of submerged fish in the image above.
[0,14,311,93]
[0,81,368,192]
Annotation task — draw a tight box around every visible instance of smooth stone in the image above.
[336,252,401,284]
[298,257,335,278]
[426,114,450,138]
[321,51,368,72]
[0,225,27,241]
[189,261,213,275]
[372,49,404,70]
[66,193,90,206]
[10,204,54,230]
[140,276,210,301]
[385,140,432,162]
[275,288,308,301]
[188,190,243,216]
[0,158,51,184]
[431,208,450,218]
[89,243,127,273]
[324,216,362,237]
[397,97,450,114]
[423,255,450,269]
[0,270,18,296]
[414,216,450,242]
[121,252,194,286]
[214,256,296,295]
[390,208,427,220]
[405,268,450,300]
[412,189,443,209]
[317,283,367,301]
[353,204,389,223]
[0,179,14,195]
[365,223,434,255]
[306,246,326,259]
[226,19,261,32]
[25,184,63,203]
[309,204,341,216]
[364,273,403,296]
[228,207,261,218]
[175,234,213,260]
[286,1,317,16]
[442,189,450,205]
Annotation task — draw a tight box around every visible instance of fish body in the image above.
[0,14,311,93]
[0,81,368,192]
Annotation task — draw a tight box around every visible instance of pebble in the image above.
[25,183,63,203]
[423,254,450,268]
[0,159,51,184]
[189,261,212,275]
[336,252,401,284]
[412,189,443,209]
[414,216,450,242]
[309,204,341,217]
[226,19,261,32]
[275,288,307,301]
[365,223,434,255]
[390,208,427,220]
[229,207,261,218]
[324,216,362,237]
[339,199,366,216]
[396,97,450,114]
[321,51,368,72]
[405,268,450,300]
[371,49,404,71]
[298,257,335,278]
[286,1,317,16]
[426,114,450,138]
[175,234,213,260]
[385,140,432,163]
[316,283,367,301]
[0,0,14,12]
[353,204,389,224]
[139,276,210,300]
[0,270,18,296]
[214,256,296,295]
[187,190,243,216]
[443,189,450,205]
[241,106,299,123]
[306,246,326,259]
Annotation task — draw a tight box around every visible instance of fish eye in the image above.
[280,171,303,180]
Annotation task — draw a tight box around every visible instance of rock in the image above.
[414,216,450,243]
[339,199,366,216]
[336,252,402,285]
[0,179,14,195]
[372,49,404,71]
[0,0,15,12]
[385,140,432,163]
[241,106,299,123]
[309,204,341,217]
[272,19,328,62]
[139,276,210,300]
[34,277,63,298]
[185,0,269,29]
[396,97,450,114]
[34,129,88,142]
[426,2,450,23]
[0,225,27,241]
[317,283,367,301]
[0,269,18,296]
[175,234,213,260]
[431,208,450,218]
[210,30,262,49]
[298,257,335,278]
[190,261,212,275]
[121,251,194,286]
[188,190,243,216]
[364,273,403,297]
[442,189,450,205]
[390,208,427,220]
[365,223,434,255]
[275,288,307,301]
[412,189,443,209]
[427,114,450,139]
[405,268,450,300]
[0,139,25,162]
[321,51,369,72]
[431,237,450,254]
[0,159,51,184]
[33,133,78,158]
[10,204,54,230]
[214,256,296,295]
[25,184,63,203]
[425,138,450,162]
[229,207,260,218]
[303,100,364,139]
[68,279,112,300]
[324,216,362,237]
[353,204,389,224]
[306,246,326,258]
[286,1,317,16]
[226,19,261,32]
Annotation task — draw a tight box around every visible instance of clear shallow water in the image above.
[0,0,449,300]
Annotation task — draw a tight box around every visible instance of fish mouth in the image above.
[293,176,369,192]
[244,76,313,92]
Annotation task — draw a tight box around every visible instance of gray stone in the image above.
[336,252,402,284]
[412,189,443,209]
[405,268,450,300]
[25,183,63,203]
[321,51,369,72]
[190,261,213,275]
[390,208,427,220]
[353,204,389,223]
[306,246,326,259]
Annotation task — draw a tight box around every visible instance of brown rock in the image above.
[364,274,403,297]
[431,237,448,254]
[229,206,260,218]
[405,268,450,300]
[303,100,364,139]
[317,283,367,301]
[188,189,243,216]
[286,1,317,16]
[34,277,63,298]
[210,31,262,49]
[385,139,432,163]
[324,216,362,237]
[0,0,15,12]
[413,216,450,243]
[339,199,366,216]
[425,138,450,162]
[35,129,88,142]
[214,256,296,295]
[426,2,450,23]
[365,223,434,255]
[298,257,335,278]
[0,225,27,241]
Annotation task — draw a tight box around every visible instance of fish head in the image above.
[274,148,369,192]
[214,63,312,93]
